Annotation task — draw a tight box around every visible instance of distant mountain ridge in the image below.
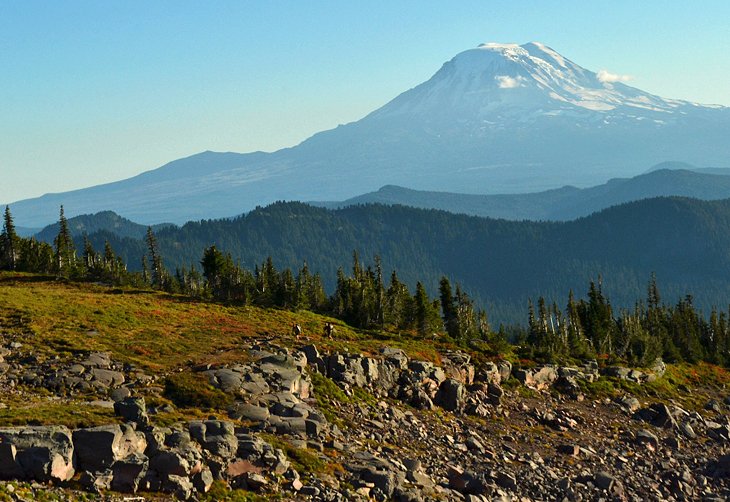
[35,211,175,244]
[315,168,730,220]
[6,42,730,227]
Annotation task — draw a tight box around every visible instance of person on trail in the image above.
[323,322,334,339]
[292,323,302,340]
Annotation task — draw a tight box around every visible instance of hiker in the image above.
[292,323,302,340]
[323,322,334,339]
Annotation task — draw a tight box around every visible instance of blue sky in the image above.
[2,1,729,205]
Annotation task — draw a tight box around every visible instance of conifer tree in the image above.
[145,227,164,288]
[53,205,76,277]
[141,255,150,285]
[439,276,459,339]
[17,238,54,273]
[414,281,432,336]
[308,273,327,312]
[103,241,116,269]
[566,290,592,358]
[373,255,385,327]
[454,284,477,342]
[277,268,296,308]
[201,245,227,292]
[385,270,412,328]
[1,205,19,270]
[295,261,312,309]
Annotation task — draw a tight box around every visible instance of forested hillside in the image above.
[35,210,173,242]
[69,198,730,325]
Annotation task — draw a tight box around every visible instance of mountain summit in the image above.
[364,41,725,151]
[373,42,690,121]
[6,43,730,226]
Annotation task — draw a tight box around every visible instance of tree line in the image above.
[518,276,730,367]
[3,204,730,367]
[69,199,730,326]
[1,206,132,284]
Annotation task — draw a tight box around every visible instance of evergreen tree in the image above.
[276,268,296,308]
[566,290,592,359]
[145,227,164,288]
[101,240,125,283]
[1,205,19,270]
[308,273,327,312]
[141,255,150,285]
[373,255,385,327]
[295,261,313,310]
[582,280,615,355]
[295,262,326,311]
[385,270,412,328]
[53,206,76,277]
[414,281,432,336]
[454,284,477,343]
[17,238,54,273]
[201,245,227,294]
[439,276,459,339]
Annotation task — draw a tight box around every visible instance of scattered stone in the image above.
[114,396,150,425]
[496,471,517,490]
[594,470,616,490]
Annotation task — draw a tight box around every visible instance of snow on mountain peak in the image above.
[373,41,696,121]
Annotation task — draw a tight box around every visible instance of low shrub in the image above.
[163,371,232,410]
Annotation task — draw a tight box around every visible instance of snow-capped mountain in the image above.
[373,42,699,122]
[6,42,730,226]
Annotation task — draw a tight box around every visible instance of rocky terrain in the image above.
[1,335,730,501]
[1,277,730,501]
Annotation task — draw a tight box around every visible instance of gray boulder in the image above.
[497,360,512,382]
[193,466,214,493]
[514,366,558,390]
[111,452,149,493]
[114,396,149,425]
[79,469,114,492]
[637,402,677,429]
[381,347,409,369]
[189,420,238,459]
[73,424,147,472]
[0,425,75,482]
[0,444,26,480]
[435,379,466,412]
[479,362,502,384]
[328,353,367,387]
[163,473,194,500]
[206,367,244,393]
[361,466,406,499]
[82,352,113,368]
[90,368,125,388]
[300,344,326,374]
[441,351,475,385]
[256,354,311,398]
[228,402,270,422]
[617,395,641,413]
[149,449,193,477]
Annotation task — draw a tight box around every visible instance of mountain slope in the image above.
[6,42,730,227]
[317,169,730,220]
[82,198,730,324]
[34,211,175,243]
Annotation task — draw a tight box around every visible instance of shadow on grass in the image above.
[0,274,56,284]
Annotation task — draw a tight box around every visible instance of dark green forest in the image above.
[55,197,730,325]
[4,201,730,367]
